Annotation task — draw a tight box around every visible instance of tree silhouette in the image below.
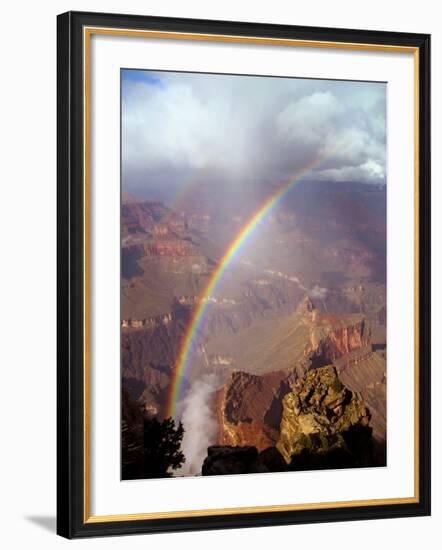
[142,416,185,478]
[122,390,186,479]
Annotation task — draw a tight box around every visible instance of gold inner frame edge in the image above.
[82,26,421,524]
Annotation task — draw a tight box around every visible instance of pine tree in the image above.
[143,417,185,477]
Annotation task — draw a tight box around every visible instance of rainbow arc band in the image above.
[166,143,348,418]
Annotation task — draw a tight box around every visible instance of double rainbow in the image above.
[166,148,343,418]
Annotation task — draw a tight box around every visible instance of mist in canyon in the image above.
[177,373,222,476]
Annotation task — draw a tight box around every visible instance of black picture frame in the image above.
[57,10,431,539]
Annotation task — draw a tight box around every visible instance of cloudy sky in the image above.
[122,69,386,199]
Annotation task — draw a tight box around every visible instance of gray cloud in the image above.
[122,71,386,197]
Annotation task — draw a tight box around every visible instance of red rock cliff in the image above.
[217,370,293,451]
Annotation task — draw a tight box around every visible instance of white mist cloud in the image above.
[178,372,221,476]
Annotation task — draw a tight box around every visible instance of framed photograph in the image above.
[57,11,431,538]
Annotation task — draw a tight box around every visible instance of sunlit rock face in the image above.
[202,366,374,476]
[302,305,372,367]
[276,365,372,467]
[214,301,374,453]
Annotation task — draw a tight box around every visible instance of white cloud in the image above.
[123,82,231,170]
[122,72,386,193]
[316,158,386,183]
[277,91,344,146]
[361,159,385,179]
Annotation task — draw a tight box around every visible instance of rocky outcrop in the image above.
[202,445,286,476]
[276,365,372,468]
[217,370,293,451]
[121,313,189,419]
[177,295,237,306]
[203,367,374,476]
[305,309,371,367]
[122,313,173,330]
[334,348,386,444]
[123,239,197,258]
[122,200,167,236]
[202,446,259,476]
[146,240,196,257]
[214,300,373,452]
[121,198,199,260]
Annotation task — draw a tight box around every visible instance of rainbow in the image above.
[166,147,344,418]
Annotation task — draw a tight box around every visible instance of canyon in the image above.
[121,180,387,476]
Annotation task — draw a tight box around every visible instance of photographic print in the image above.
[120,69,387,480]
[57,12,430,537]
